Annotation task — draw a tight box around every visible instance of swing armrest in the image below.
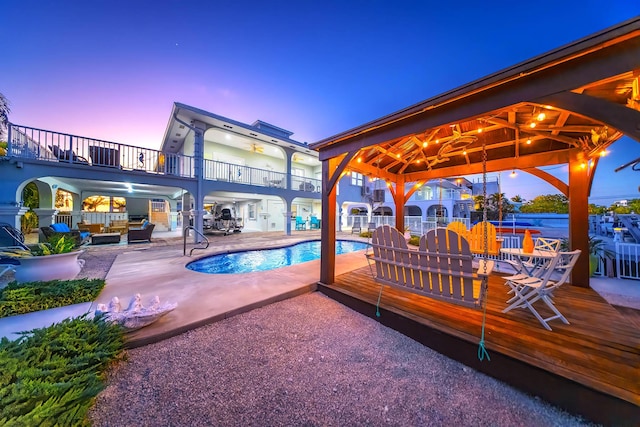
[475,260,494,278]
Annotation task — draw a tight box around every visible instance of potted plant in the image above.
[560,236,614,276]
[0,234,85,283]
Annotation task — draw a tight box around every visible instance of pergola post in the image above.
[568,149,591,287]
[319,158,338,285]
[394,179,405,232]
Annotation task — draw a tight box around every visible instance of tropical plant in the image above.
[0,91,10,139]
[559,236,614,258]
[0,234,77,258]
[0,140,7,156]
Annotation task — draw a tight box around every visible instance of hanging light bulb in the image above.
[529,122,537,128]
[537,112,546,121]
[510,170,517,178]
[526,138,532,145]
[422,141,428,147]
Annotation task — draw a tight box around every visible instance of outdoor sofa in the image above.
[40,223,90,246]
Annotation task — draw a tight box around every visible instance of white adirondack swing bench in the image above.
[367,225,494,309]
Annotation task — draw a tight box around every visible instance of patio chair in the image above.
[503,237,562,278]
[128,222,155,243]
[502,249,581,330]
[48,145,89,164]
[295,216,306,230]
[309,216,320,229]
[77,222,103,234]
[351,217,361,234]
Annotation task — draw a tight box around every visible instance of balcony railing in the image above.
[5,124,321,194]
[7,124,194,177]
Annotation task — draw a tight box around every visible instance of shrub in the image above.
[0,315,125,425]
[0,278,105,318]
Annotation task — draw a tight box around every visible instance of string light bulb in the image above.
[529,122,537,128]
[357,157,362,163]
[526,138,532,145]
[510,170,517,178]
[536,112,546,121]
[422,141,428,147]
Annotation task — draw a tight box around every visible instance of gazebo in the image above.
[311,17,640,289]
[309,18,640,424]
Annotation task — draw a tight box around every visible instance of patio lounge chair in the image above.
[128,222,155,243]
[0,223,25,278]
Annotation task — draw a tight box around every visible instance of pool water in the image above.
[186,240,368,274]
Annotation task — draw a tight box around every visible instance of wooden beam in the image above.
[521,167,569,196]
[535,91,640,142]
[568,149,591,288]
[403,150,570,181]
[487,117,579,146]
[320,158,338,286]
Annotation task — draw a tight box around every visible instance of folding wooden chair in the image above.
[502,250,581,331]
[503,237,562,280]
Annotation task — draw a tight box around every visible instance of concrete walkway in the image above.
[0,231,371,345]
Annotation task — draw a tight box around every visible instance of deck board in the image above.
[322,266,640,416]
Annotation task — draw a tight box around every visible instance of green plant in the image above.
[559,236,614,259]
[0,234,78,259]
[0,141,7,156]
[0,315,125,425]
[0,278,105,318]
[30,234,77,256]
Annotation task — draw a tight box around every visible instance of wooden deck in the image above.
[319,266,640,425]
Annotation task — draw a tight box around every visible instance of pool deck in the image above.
[0,231,370,346]
[1,229,638,346]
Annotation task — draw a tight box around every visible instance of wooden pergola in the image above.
[311,18,640,288]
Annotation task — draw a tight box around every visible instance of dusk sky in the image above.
[3,2,639,205]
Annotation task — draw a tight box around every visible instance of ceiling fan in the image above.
[250,144,264,153]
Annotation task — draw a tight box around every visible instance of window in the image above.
[292,167,305,177]
[351,172,363,186]
[248,203,256,220]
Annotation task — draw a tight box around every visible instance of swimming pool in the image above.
[186,239,368,274]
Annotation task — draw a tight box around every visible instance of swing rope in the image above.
[478,141,491,362]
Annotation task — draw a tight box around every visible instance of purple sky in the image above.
[3,1,638,205]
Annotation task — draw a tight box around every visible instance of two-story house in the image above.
[0,102,478,237]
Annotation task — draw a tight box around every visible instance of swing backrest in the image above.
[446,221,469,241]
[468,221,500,256]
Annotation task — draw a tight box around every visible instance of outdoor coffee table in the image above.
[91,233,121,245]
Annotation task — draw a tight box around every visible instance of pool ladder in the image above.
[183,226,210,256]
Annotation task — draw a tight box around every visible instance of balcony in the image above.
[5,124,321,193]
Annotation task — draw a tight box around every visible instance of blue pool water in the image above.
[187,240,368,274]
